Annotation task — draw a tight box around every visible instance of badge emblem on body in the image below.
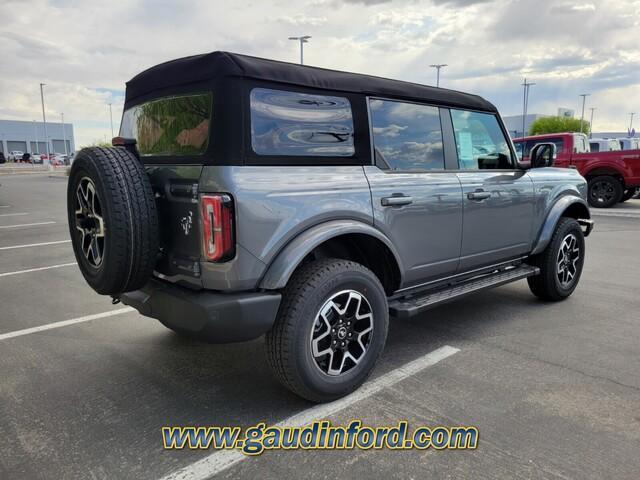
[181,211,193,235]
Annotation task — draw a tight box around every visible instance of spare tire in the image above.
[67,147,159,295]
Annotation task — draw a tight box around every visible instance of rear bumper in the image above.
[120,279,281,343]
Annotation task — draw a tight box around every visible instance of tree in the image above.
[529,116,590,136]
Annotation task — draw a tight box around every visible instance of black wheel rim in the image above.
[74,177,105,268]
[310,290,374,376]
[556,233,580,288]
[590,180,616,204]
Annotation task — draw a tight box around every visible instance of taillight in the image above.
[200,194,235,262]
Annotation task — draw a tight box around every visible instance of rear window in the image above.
[120,93,212,156]
[249,88,355,157]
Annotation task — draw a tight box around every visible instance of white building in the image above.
[0,119,75,156]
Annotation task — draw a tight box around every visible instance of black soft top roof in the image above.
[125,51,497,113]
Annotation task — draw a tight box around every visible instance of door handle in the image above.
[467,190,492,201]
[381,195,413,207]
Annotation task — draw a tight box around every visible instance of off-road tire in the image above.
[67,147,158,295]
[588,175,622,208]
[265,259,388,403]
[527,217,585,301]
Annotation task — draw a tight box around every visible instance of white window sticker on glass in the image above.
[457,131,474,168]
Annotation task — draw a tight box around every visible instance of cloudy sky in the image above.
[1,0,639,146]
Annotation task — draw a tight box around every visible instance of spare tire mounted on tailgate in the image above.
[67,147,158,295]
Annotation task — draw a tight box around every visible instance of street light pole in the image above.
[288,36,311,65]
[429,64,448,88]
[521,78,535,137]
[589,107,596,139]
[108,103,114,138]
[629,113,636,133]
[40,83,50,160]
[33,120,38,154]
[579,93,590,134]
[61,113,68,155]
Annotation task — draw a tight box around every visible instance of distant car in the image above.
[31,153,44,164]
[589,138,622,153]
[619,138,640,150]
[0,152,5,164]
[8,151,24,161]
[50,153,69,166]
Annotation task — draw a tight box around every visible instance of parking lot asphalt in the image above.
[1,174,639,480]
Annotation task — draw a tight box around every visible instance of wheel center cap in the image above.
[337,327,348,340]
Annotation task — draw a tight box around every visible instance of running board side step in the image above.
[389,265,540,318]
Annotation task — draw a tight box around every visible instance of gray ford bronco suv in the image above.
[67,52,593,402]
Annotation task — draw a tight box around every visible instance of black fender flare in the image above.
[259,219,404,290]
[530,196,591,255]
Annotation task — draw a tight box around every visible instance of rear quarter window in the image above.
[249,88,355,157]
[120,93,212,156]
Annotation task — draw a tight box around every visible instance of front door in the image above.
[449,109,535,272]
[365,98,463,288]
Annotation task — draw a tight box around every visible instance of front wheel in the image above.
[527,217,585,301]
[265,259,389,402]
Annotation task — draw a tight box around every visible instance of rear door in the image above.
[448,109,535,272]
[364,98,463,287]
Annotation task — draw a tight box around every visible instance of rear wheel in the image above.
[527,217,585,301]
[67,147,158,295]
[588,175,622,208]
[265,259,388,402]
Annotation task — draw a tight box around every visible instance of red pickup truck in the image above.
[514,132,640,208]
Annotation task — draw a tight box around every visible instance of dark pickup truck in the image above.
[514,132,640,207]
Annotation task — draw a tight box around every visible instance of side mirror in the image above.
[530,142,556,168]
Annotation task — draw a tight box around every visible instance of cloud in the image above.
[338,0,393,5]
[550,3,597,13]
[372,124,408,137]
[275,14,328,26]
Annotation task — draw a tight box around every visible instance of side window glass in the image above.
[368,99,445,171]
[590,143,599,153]
[551,138,564,155]
[515,142,523,160]
[524,140,535,157]
[250,88,354,157]
[450,110,513,170]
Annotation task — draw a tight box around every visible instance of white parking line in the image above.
[0,262,77,277]
[159,345,460,480]
[590,211,640,218]
[0,221,56,229]
[0,308,134,341]
[0,212,28,217]
[0,240,71,250]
